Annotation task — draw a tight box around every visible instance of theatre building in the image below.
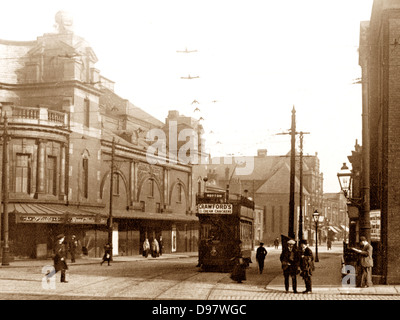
[0,11,199,259]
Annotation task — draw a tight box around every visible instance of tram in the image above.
[196,191,255,272]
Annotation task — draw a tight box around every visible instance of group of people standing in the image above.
[142,237,163,258]
[280,239,314,294]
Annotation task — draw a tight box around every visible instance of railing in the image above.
[12,106,39,120]
[0,106,67,126]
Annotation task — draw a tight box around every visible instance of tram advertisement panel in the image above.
[197,203,233,214]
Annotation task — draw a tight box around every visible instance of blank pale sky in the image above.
[0,0,374,192]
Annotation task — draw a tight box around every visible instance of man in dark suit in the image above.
[299,239,314,293]
[352,236,373,287]
[53,234,68,283]
[256,242,268,274]
[280,239,300,293]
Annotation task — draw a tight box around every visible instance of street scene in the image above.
[0,242,398,301]
[1,0,400,308]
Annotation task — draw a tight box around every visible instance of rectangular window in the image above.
[82,158,89,198]
[156,202,161,213]
[47,156,57,195]
[84,98,90,127]
[15,154,31,193]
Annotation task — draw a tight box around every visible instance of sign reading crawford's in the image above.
[197,203,233,214]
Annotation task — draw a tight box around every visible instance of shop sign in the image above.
[204,193,224,199]
[17,215,63,224]
[197,203,233,214]
[370,209,381,241]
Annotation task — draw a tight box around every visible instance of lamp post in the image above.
[312,210,320,262]
[337,162,352,199]
[337,162,355,247]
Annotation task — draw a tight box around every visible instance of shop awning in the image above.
[340,225,349,232]
[10,203,108,225]
[328,226,340,233]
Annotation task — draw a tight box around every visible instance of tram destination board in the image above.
[197,203,233,214]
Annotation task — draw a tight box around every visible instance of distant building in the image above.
[193,149,324,245]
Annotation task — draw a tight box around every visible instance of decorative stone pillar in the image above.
[35,139,46,198]
[59,143,66,200]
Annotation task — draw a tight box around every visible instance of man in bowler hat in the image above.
[280,239,300,293]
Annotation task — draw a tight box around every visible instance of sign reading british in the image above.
[197,203,233,214]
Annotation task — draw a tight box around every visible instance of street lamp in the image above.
[337,162,352,199]
[312,210,320,262]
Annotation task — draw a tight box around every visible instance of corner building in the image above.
[0,12,198,259]
[360,0,400,283]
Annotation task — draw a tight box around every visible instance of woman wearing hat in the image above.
[280,239,300,293]
[53,234,68,283]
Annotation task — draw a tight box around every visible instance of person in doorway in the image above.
[151,238,160,257]
[69,235,78,263]
[101,243,112,266]
[299,239,314,294]
[53,234,69,283]
[256,242,268,274]
[143,238,150,258]
[280,239,300,293]
[159,236,163,256]
[351,236,373,288]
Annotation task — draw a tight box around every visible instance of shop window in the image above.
[15,154,31,193]
[47,156,57,195]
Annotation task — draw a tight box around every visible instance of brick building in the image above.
[194,149,324,246]
[359,0,400,283]
[0,11,199,259]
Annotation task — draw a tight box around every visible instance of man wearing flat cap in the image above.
[280,239,300,293]
[53,234,68,283]
[299,239,314,293]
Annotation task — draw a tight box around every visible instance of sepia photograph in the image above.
[0,0,398,313]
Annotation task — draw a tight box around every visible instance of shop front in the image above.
[114,210,199,257]
[8,203,108,259]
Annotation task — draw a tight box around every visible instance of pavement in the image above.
[265,244,400,296]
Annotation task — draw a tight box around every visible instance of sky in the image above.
[0,0,374,193]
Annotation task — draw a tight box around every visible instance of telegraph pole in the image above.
[289,106,296,239]
[277,107,310,241]
[298,131,310,241]
[2,115,10,266]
